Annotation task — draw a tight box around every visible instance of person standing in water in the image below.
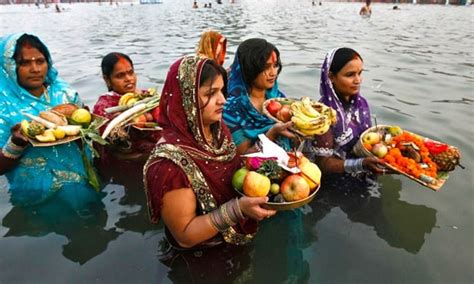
[359,0,372,16]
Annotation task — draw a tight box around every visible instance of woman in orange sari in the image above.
[144,56,275,249]
[196,30,227,66]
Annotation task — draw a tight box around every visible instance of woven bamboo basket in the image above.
[353,125,451,191]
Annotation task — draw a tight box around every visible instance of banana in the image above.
[301,97,321,118]
[118,93,137,106]
[291,114,326,130]
[299,119,331,136]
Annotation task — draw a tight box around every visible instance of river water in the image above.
[0,1,473,283]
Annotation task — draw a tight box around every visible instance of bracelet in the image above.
[2,137,27,159]
[208,198,247,232]
[344,158,365,173]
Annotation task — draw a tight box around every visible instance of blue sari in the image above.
[0,33,99,207]
[223,55,291,150]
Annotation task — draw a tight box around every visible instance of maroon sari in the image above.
[144,56,257,246]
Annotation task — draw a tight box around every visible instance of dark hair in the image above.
[101,52,134,78]
[199,59,228,109]
[13,34,51,64]
[236,38,282,87]
[330,48,363,75]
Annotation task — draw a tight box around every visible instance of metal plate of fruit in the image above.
[22,107,108,147]
[232,155,322,210]
[262,97,337,137]
[353,125,462,191]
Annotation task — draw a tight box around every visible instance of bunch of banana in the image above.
[118,93,139,106]
[290,97,336,136]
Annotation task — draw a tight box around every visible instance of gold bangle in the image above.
[221,203,235,227]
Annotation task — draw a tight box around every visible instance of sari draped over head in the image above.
[0,33,98,207]
[223,54,291,150]
[144,56,256,246]
[196,31,227,66]
[311,48,371,159]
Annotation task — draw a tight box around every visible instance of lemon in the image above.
[53,128,66,139]
[70,108,92,126]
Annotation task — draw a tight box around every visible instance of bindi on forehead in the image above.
[270,51,277,63]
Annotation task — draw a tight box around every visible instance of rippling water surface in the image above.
[1,1,473,283]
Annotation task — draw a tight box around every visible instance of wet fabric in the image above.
[0,33,98,206]
[223,54,291,150]
[144,56,256,246]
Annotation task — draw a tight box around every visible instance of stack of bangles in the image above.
[209,198,246,232]
[2,137,27,159]
[344,158,365,173]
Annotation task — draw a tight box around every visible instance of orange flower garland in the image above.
[381,132,437,178]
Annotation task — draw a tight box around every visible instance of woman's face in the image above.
[16,46,48,94]
[252,51,279,91]
[198,74,226,126]
[330,57,363,98]
[105,58,136,94]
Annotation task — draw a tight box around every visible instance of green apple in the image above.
[372,143,388,158]
[270,183,280,195]
[362,132,381,145]
[388,125,403,137]
[232,167,249,192]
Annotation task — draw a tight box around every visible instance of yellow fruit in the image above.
[20,120,29,136]
[126,98,138,106]
[57,125,82,136]
[70,108,92,125]
[35,129,56,142]
[53,128,66,139]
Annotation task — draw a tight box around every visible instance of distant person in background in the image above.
[197,30,227,66]
[204,3,208,8]
[393,5,400,10]
[55,4,61,13]
[359,0,372,16]
[193,1,198,8]
[208,2,212,8]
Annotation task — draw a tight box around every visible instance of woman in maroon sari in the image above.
[144,56,276,249]
[93,53,158,187]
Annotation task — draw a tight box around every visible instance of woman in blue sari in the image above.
[0,33,101,210]
[223,38,294,154]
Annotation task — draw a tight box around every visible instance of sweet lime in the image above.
[232,167,249,192]
[70,108,92,126]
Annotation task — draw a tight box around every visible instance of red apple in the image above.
[151,106,161,122]
[280,174,310,202]
[243,171,271,197]
[266,101,282,117]
[276,105,292,122]
[372,143,388,158]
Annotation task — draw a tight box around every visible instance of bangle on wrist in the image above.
[2,137,27,160]
[344,158,365,173]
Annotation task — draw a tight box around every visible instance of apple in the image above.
[243,171,271,197]
[151,106,161,122]
[232,167,249,192]
[280,174,310,202]
[372,143,388,158]
[298,161,321,191]
[266,101,282,117]
[362,132,381,145]
[276,105,292,122]
[269,183,280,195]
[388,125,403,137]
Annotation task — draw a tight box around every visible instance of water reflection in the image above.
[309,175,437,254]
[2,197,119,264]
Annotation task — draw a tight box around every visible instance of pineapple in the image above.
[430,147,461,172]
